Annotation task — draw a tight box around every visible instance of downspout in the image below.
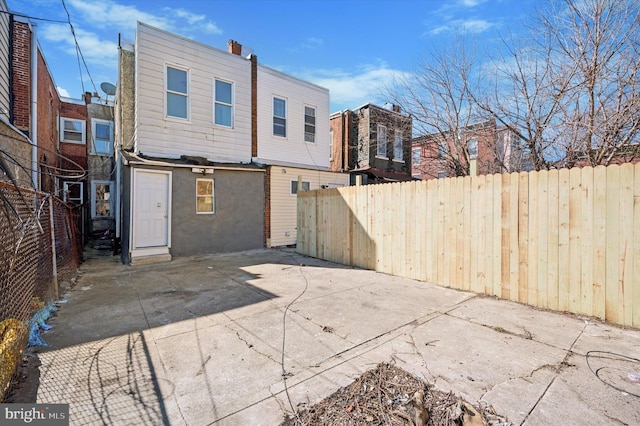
[30,20,38,190]
[115,34,122,242]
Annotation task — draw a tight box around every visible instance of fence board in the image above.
[620,163,634,326]
[518,172,529,303]
[634,163,640,328]
[537,171,548,308]
[581,167,594,316]
[528,172,539,306]
[593,166,607,319]
[558,168,571,311]
[463,176,472,291]
[605,166,620,323]
[568,168,582,314]
[547,170,559,311]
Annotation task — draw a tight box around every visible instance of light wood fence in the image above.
[297,163,640,328]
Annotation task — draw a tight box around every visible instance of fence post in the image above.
[48,197,59,299]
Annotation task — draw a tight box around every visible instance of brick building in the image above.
[330,103,413,184]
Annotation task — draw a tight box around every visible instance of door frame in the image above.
[129,168,172,259]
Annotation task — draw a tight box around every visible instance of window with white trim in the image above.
[60,118,85,143]
[91,181,114,217]
[393,130,403,160]
[412,148,420,166]
[214,79,233,127]
[273,97,286,137]
[196,178,214,214]
[166,65,188,119]
[304,106,316,142]
[468,138,478,159]
[63,181,83,205]
[91,118,113,155]
[329,130,334,160]
[376,124,387,157]
[290,180,310,195]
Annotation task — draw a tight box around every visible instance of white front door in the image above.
[133,170,170,248]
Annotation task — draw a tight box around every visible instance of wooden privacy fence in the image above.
[297,163,640,328]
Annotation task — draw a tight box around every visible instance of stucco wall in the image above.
[170,167,265,257]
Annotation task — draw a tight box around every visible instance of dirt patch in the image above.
[3,350,40,403]
[281,363,510,426]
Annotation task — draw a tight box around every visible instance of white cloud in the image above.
[57,86,70,98]
[297,63,410,111]
[427,18,495,35]
[458,0,486,7]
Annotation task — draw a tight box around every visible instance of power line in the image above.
[60,0,97,95]
[0,10,67,24]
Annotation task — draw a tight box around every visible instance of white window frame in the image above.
[60,117,85,144]
[376,124,387,158]
[196,178,215,214]
[63,181,83,205]
[290,180,310,195]
[214,78,233,128]
[468,138,478,159]
[393,129,403,162]
[91,180,115,218]
[304,105,316,143]
[329,130,334,160]
[91,118,113,155]
[166,64,189,120]
[412,147,421,166]
[273,96,287,137]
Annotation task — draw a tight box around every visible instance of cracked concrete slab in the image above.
[34,248,640,425]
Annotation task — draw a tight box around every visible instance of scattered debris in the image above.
[322,326,334,333]
[281,363,510,426]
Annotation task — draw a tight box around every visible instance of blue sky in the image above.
[9,0,535,113]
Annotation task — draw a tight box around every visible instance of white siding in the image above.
[0,0,10,114]
[269,167,348,247]
[256,66,330,168]
[135,23,252,163]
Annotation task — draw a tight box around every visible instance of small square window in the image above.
[196,179,215,214]
[291,180,310,195]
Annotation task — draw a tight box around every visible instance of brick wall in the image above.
[11,21,30,132]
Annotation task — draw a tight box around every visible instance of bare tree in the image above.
[476,0,640,169]
[388,39,494,178]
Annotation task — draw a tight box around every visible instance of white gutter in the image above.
[30,20,38,190]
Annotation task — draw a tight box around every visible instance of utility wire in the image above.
[0,10,67,23]
[60,0,97,95]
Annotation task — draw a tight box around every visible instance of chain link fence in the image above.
[0,181,81,401]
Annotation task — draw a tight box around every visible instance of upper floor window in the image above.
[393,130,403,161]
[91,119,113,155]
[273,97,287,137]
[329,130,334,160]
[304,106,316,143]
[468,138,478,159]
[60,118,85,143]
[166,65,188,119]
[412,148,420,166]
[438,144,446,158]
[376,125,387,157]
[214,79,233,127]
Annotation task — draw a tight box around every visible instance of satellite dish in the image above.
[100,82,116,96]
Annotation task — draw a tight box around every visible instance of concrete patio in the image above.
[35,248,640,425]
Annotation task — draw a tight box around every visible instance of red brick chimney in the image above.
[227,40,242,55]
[393,104,401,113]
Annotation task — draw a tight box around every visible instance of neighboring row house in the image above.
[330,103,413,184]
[0,3,115,246]
[116,23,347,264]
[411,120,532,180]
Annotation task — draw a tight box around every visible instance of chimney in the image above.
[393,104,401,113]
[227,39,242,55]
[84,92,92,104]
